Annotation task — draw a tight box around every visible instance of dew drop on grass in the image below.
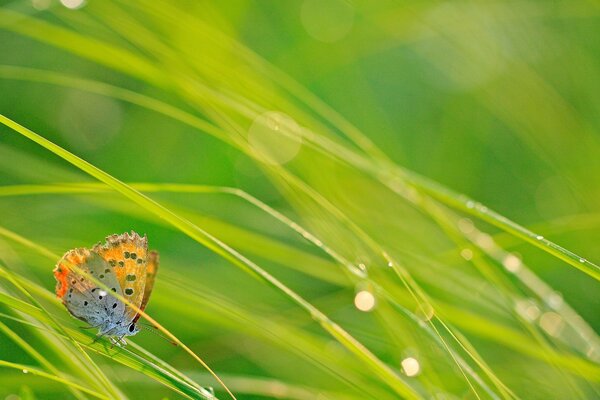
[60,0,86,10]
[32,0,51,10]
[354,290,375,312]
[539,312,563,337]
[416,303,435,322]
[579,258,586,263]
[475,233,494,250]
[460,248,473,260]
[401,357,420,377]
[536,235,544,240]
[515,299,540,321]
[248,111,302,165]
[587,346,600,362]
[22,369,28,374]
[546,292,563,309]
[502,254,521,273]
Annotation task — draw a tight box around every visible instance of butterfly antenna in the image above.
[139,324,178,346]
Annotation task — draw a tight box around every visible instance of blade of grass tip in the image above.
[0,361,110,400]
[0,115,422,399]
[0,227,218,399]
[0,258,125,399]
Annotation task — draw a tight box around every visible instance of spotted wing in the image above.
[93,231,148,324]
[132,250,159,324]
[54,248,125,327]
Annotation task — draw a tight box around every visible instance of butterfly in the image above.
[54,231,159,346]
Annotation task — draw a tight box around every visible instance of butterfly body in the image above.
[54,231,159,345]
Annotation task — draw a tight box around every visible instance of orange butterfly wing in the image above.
[133,250,159,324]
[93,231,148,323]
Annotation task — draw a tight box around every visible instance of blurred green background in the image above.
[0,0,598,399]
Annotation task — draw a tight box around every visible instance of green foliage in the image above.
[0,1,598,399]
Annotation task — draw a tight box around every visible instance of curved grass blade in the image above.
[0,115,421,399]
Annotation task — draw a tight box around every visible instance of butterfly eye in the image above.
[128,324,136,333]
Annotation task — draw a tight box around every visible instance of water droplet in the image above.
[475,233,494,250]
[22,369,28,374]
[354,291,375,312]
[415,303,435,322]
[515,299,540,321]
[248,111,302,165]
[586,346,600,362]
[387,261,393,268]
[401,357,420,377]
[98,290,107,297]
[31,0,51,10]
[539,312,563,337]
[536,235,544,240]
[466,200,475,209]
[579,258,586,263]
[546,292,563,309]
[502,254,521,273]
[460,248,473,261]
[60,0,86,9]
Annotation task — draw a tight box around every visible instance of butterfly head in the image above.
[126,322,139,336]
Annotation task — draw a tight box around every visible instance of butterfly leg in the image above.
[92,325,117,344]
[110,335,126,348]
